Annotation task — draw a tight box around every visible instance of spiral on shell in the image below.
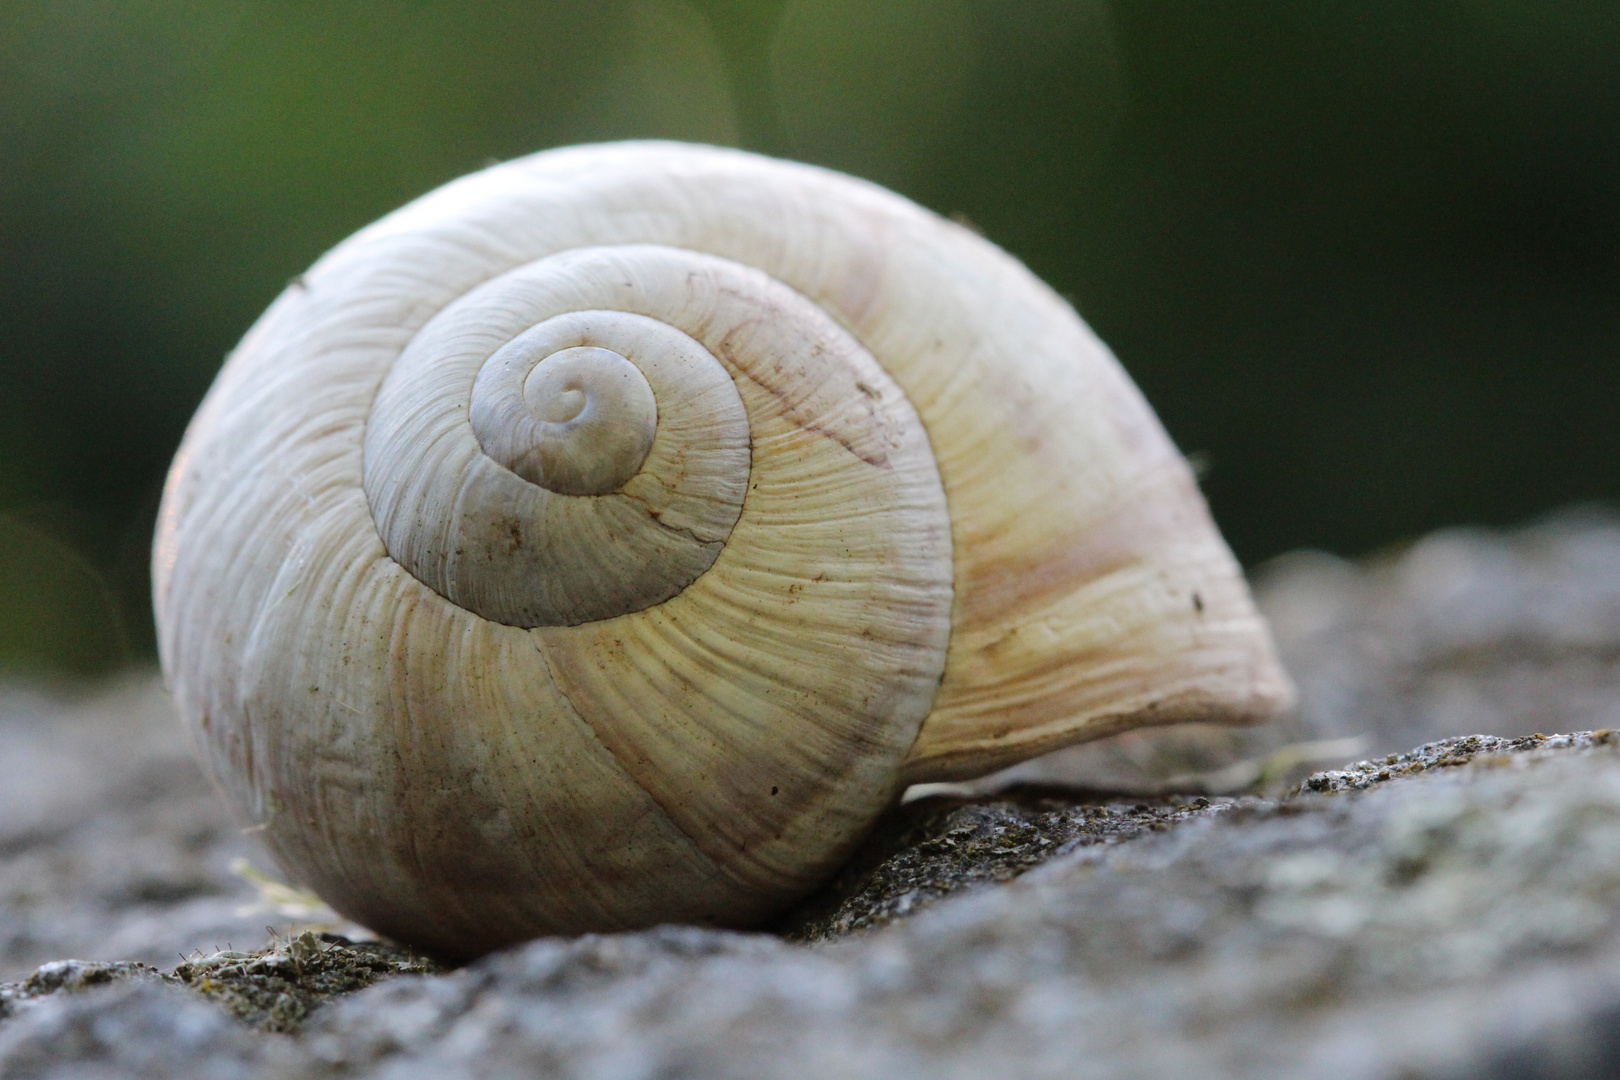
[153,142,1292,957]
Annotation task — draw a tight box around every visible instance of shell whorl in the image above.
[363,246,760,627]
[472,342,659,498]
[153,141,1291,957]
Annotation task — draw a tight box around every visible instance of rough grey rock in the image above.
[775,791,1236,941]
[0,959,166,1024]
[7,733,1620,1078]
[0,678,361,983]
[4,510,1620,1077]
[291,734,1620,1080]
[0,979,293,1080]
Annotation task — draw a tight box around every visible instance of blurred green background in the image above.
[2,0,1617,675]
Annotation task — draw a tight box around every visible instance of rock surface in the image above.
[0,678,363,984]
[3,508,1620,1078]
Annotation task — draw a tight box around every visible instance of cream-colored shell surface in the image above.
[154,142,1291,958]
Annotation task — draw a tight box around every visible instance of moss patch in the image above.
[170,931,442,1032]
[1,933,441,1034]
[777,791,1255,941]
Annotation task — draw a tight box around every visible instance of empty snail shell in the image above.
[153,141,1293,958]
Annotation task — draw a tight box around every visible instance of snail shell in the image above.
[153,142,1292,958]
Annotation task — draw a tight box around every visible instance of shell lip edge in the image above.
[896,665,1298,787]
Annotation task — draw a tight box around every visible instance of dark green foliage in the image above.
[3,0,1617,672]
